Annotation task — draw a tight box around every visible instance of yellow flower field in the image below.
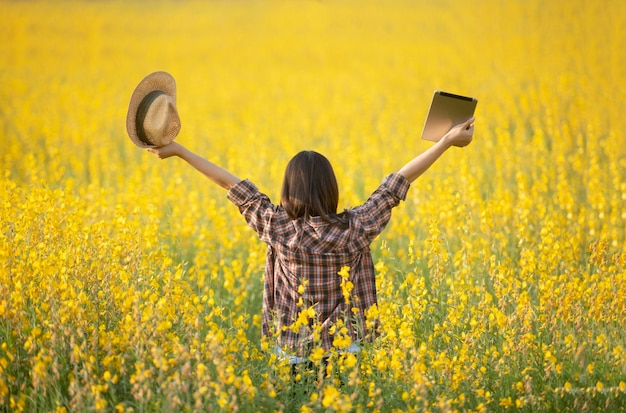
[1,0,625,411]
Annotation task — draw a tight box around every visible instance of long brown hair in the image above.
[281,151,339,222]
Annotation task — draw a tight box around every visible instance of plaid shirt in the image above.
[227,173,409,356]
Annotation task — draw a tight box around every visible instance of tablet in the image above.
[420,91,477,142]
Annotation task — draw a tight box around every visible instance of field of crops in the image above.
[1,0,625,411]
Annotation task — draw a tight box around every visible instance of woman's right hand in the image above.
[443,117,475,148]
[147,142,183,159]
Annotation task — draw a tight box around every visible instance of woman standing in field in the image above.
[147,122,473,362]
[128,72,474,366]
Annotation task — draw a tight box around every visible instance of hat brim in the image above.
[126,71,178,148]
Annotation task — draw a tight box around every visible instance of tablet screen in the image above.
[420,91,477,142]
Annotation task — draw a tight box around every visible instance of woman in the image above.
[148,117,474,363]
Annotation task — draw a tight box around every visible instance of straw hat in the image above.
[126,71,181,148]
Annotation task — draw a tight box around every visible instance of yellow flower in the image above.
[322,385,341,408]
[499,397,513,408]
[310,347,326,363]
[338,266,353,305]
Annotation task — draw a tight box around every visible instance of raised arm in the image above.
[147,142,241,190]
[397,117,474,183]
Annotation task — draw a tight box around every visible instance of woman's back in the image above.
[227,173,410,356]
